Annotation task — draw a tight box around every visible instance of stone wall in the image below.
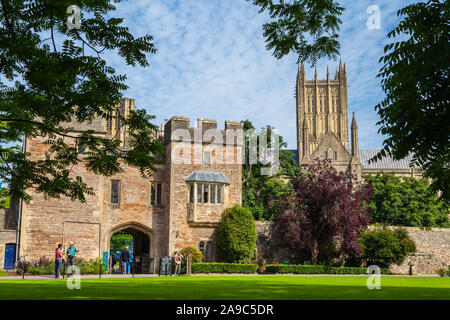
[385,226,450,274]
[255,221,450,274]
[8,111,243,272]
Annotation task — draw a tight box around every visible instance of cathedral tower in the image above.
[296,60,361,178]
[296,59,349,162]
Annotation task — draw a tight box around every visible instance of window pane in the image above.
[334,151,337,161]
[204,151,211,166]
[111,181,119,204]
[203,184,209,203]
[210,185,216,204]
[157,183,162,205]
[189,184,194,203]
[197,184,202,203]
[151,183,156,205]
[217,185,222,204]
[199,242,205,259]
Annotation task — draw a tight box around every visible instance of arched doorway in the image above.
[109,223,153,274]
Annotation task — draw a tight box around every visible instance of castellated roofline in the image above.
[163,116,243,146]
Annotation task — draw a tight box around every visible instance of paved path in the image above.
[0,273,439,280]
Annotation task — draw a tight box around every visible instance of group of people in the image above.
[54,242,78,279]
[54,244,186,277]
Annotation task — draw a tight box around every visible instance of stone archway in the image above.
[108,222,155,274]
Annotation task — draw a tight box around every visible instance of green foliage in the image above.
[0,1,164,203]
[216,205,257,263]
[192,262,258,274]
[241,119,300,221]
[358,227,416,268]
[436,268,447,277]
[0,269,7,276]
[249,0,344,64]
[0,187,9,209]
[180,246,203,265]
[265,264,390,275]
[110,232,133,252]
[374,0,450,202]
[365,173,449,227]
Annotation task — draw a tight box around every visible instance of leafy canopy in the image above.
[359,227,416,268]
[0,0,164,203]
[364,173,449,228]
[110,232,133,253]
[374,0,450,203]
[241,119,301,221]
[250,0,344,64]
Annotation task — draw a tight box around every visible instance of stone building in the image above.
[0,98,243,272]
[295,60,422,178]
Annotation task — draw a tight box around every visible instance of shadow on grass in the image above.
[0,276,449,300]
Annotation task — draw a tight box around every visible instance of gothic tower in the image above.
[296,59,349,162]
[296,60,361,178]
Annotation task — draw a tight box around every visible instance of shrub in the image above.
[358,227,416,268]
[192,263,258,274]
[0,270,7,276]
[265,264,390,275]
[217,205,256,263]
[436,268,447,277]
[180,246,203,265]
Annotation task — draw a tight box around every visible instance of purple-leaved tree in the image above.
[274,159,372,265]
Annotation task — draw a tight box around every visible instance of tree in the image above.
[241,119,301,220]
[0,1,165,204]
[217,205,257,263]
[374,0,450,203]
[0,187,9,209]
[250,0,344,64]
[180,246,203,265]
[110,232,133,252]
[359,227,416,268]
[365,173,449,228]
[274,159,372,265]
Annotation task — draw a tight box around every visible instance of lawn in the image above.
[0,276,449,300]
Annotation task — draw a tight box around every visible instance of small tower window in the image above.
[325,151,328,160]
[334,151,337,161]
[204,151,211,166]
[199,241,205,258]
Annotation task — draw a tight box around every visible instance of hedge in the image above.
[265,264,390,275]
[192,263,258,274]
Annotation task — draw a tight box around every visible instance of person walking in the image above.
[66,241,78,276]
[174,251,183,275]
[55,243,64,279]
[121,246,131,275]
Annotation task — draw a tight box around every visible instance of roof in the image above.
[358,149,419,169]
[185,172,230,184]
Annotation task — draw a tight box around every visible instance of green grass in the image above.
[0,270,8,277]
[0,276,449,300]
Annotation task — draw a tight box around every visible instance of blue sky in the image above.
[105,0,418,150]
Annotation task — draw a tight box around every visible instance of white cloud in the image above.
[104,0,418,149]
